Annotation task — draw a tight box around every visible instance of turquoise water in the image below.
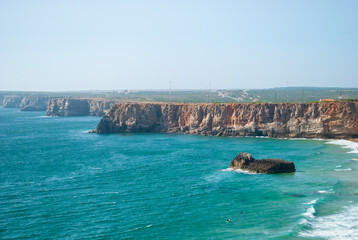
[1,107,358,239]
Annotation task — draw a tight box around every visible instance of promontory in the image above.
[92,101,358,139]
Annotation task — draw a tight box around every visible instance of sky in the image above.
[0,0,357,91]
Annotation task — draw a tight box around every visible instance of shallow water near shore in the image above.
[1,107,358,239]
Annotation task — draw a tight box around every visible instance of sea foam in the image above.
[299,204,358,239]
[334,168,352,171]
[316,189,335,194]
[300,199,318,225]
[302,205,316,219]
[220,168,258,174]
[305,198,318,205]
[326,139,358,154]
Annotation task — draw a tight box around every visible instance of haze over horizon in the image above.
[1,0,357,91]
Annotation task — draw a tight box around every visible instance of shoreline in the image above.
[326,138,358,155]
[88,126,358,155]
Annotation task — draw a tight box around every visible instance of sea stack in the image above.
[229,152,295,174]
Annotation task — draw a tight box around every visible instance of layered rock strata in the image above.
[46,98,116,116]
[92,102,358,139]
[229,152,295,174]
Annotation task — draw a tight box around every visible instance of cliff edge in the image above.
[92,101,358,139]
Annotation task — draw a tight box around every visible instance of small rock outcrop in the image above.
[229,152,295,174]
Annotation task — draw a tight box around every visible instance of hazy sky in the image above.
[0,0,357,91]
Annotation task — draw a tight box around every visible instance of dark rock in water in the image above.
[229,152,255,169]
[229,152,295,174]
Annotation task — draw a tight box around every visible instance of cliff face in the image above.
[87,99,117,116]
[93,102,358,139]
[2,95,49,111]
[3,96,23,108]
[2,95,116,115]
[46,98,116,116]
[20,96,49,111]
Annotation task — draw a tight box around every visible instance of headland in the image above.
[92,101,358,139]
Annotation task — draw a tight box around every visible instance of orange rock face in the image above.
[93,102,358,139]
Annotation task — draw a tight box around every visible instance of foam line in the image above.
[326,140,358,154]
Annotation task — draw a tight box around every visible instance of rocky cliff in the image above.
[92,102,358,139]
[2,96,49,111]
[3,96,23,108]
[20,96,49,111]
[46,98,116,116]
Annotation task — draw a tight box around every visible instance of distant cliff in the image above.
[20,96,49,111]
[1,95,116,116]
[46,98,116,116]
[2,96,49,111]
[3,96,23,108]
[92,102,358,139]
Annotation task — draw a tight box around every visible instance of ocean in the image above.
[1,106,358,239]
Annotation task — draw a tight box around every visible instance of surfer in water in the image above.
[226,219,230,223]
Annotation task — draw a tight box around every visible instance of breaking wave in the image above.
[302,205,316,220]
[299,198,319,225]
[299,204,358,239]
[334,168,352,171]
[315,189,335,194]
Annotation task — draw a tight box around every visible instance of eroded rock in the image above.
[229,152,295,174]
